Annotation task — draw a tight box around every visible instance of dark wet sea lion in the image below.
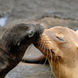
[34,26,78,78]
[0,22,43,78]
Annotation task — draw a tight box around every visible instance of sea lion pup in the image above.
[34,26,78,78]
[0,23,43,78]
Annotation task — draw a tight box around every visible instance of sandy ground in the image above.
[1,0,78,22]
[0,0,78,78]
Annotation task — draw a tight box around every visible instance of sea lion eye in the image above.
[28,30,34,38]
[17,41,20,47]
[56,36,64,41]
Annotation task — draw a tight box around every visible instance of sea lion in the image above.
[0,22,43,78]
[34,26,78,78]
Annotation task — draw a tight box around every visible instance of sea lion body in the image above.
[34,26,78,78]
[0,22,43,78]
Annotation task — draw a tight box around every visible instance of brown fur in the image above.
[34,26,78,78]
[0,22,43,78]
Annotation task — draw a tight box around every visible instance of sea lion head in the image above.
[34,26,78,78]
[1,23,44,59]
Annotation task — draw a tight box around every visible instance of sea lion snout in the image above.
[25,24,44,42]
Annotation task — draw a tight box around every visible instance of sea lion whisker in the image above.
[50,49,52,53]
[43,57,48,65]
[49,50,52,62]
[41,44,44,49]
[46,48,49,57]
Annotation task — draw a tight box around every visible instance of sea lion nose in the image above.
[35,24,44,35]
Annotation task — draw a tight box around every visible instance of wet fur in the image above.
[0,22,43,78]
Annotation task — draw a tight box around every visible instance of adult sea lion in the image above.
[34,26,78,78]
[0,22,43,78]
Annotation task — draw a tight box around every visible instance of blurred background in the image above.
[0,0,78,78]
